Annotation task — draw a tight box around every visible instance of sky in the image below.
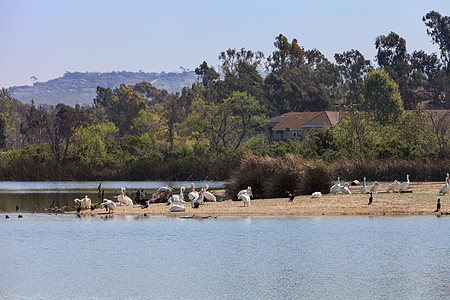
[1,0,449,88]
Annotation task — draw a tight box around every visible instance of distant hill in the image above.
[9,71,197,106]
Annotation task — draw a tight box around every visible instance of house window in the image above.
[292,132,298,137]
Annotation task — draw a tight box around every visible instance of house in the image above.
[266,111,344,142]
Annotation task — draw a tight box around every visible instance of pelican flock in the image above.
[72,174,450,216]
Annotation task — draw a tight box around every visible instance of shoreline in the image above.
[71,182,449,217]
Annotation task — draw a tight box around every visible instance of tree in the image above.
[219,48,264,77]
[188,92,265,159]
[423,11,450,74]
[0,88,19,149]
[375,32,408,69]
[0,113,6,148]
[267,34,305,73]
[428,110,450,159]
[44,104,92,164]
[94,85,149,135]
[375,32,419,109]
[333,109,377,158]
[334,49,372,105]
[363,69,403,125]
[195,61,220,87]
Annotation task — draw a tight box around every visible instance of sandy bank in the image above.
[71,182,449,217]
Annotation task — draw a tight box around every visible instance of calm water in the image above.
[0,181,226,212]
[1,215,450,299]
[1,182,450,299]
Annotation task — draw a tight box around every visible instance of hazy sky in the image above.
[1,0,448,88]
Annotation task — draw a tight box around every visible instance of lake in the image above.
[0,181,227,212]
[1,182,449,299]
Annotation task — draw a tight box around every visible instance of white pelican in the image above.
[169,204,185,212]
[398,175,410,193]
[74,195,91,209]
[311,192,322,198]
[360,177,367,194]
[369,182,380,193]
[241,193,251,206]
[203,185,216,202]
[188,183,199,201]
[237,187,252,200]
[191,189,204,208]
[340,183,352,194]
[438,174,449,195]
[330,177,342,194]
[117,187,133,206]
[101,199,116,213]
[386,180,400,193]
[167,187,185,205]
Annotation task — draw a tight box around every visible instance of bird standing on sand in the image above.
[368,192,373,205]
[361,177,367,194]
[369,182,380,194]
[287,190,296,201]
[398,175,410,193]
[435,199,441,212]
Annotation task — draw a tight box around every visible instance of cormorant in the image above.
[5,215,10,219]
[435,199,441,212]
[368,192,373,205]
[18,215,23,218]
[15,205,19,211]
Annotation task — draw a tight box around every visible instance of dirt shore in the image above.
[72,182,449,217]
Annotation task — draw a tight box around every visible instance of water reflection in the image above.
[0,181,226,212]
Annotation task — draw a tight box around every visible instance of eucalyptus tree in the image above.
[334,49,372,106]
[375,31,419,109]
[264,35,332,115]
[423,11,450,74]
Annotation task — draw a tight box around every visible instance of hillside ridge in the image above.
[9,70,197,106]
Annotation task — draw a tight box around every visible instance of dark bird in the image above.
[435,199,441,212]
[368,192,373,205]
[98,183,102,191]
[193,202,200,208]
[18,215,23,218]
[5,215,10,219]
[142,201,150,209]
[287,190,296,202]
[76,206,81,213]
[15,205,19,211]
[90,205,96,211]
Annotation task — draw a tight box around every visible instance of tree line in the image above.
[0,10,449,181]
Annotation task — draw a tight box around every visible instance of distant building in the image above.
[266,111,344,142]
